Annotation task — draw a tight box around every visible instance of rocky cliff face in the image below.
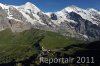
[0,3,32,32]
[46,6,100,41]
[0,2,100,41]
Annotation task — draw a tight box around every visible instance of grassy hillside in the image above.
[0,28,84,64]
[0,29,44,64]
[41,31,84,50]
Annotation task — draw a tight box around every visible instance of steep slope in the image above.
[0,2,100,41]
[45,6,100,41]
[0,28,83,64]
[0,2,55,32]
[41,31,84,50]
[0,2,100,65]
[0,3,31,32]
[15,2,56,31]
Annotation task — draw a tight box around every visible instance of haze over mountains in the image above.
[0,2,100,41]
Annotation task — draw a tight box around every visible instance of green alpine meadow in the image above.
[0,1,100,66]
[0,28,84,64]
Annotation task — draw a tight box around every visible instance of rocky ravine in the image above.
[0,2,100,41]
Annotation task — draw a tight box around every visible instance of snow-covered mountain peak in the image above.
[66,5,79,9]
[87,8,97,12]
[87,8,100,14]
[14,2,41,14]
[0,3,9,9]
[24,2,37,8]
[22,2,41,13]
[25,2,33,5]
[0,2,100,40]
[63,5,83,13]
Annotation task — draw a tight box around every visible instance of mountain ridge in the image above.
[0,2,100,41]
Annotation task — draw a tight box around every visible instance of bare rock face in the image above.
[0,5,32,32]
[0,7,10,31]
[0,2,100,41]
[8,19,31,32]
[9,6,26,22]
[45,6,100,41]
